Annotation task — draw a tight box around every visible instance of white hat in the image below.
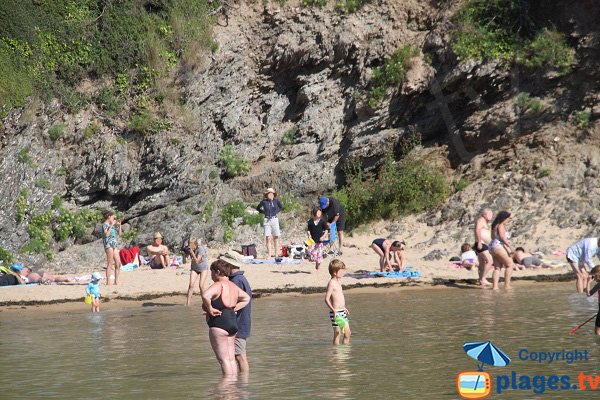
[153,232,163,239]
[91,272,102,282]
[264,188,277,197]
[218,250,243,269]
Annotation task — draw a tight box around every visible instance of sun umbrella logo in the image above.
[457,341,511,399]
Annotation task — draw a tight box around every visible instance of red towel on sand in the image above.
[120,246,140,265]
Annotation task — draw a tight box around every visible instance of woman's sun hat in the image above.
[218,251,244,269]
[91,272,102,282]
[153,232,163,239]
[264,188,277,197]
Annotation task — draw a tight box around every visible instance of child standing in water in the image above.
[325,259,351,345]
[586,266,600,336]
[86,272,102,313]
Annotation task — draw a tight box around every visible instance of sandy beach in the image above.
[0,217,578,310]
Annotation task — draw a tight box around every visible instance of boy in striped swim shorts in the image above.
[325,259,351,345]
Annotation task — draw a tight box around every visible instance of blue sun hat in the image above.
[10,263,24,272]
[319,196,329,209]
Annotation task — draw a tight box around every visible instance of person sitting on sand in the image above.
[371,238,406,272]
[147,232,170,269]
[512,247,546,269]
[460,243,478,270]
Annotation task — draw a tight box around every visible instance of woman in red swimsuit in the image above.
[201,260,251,376]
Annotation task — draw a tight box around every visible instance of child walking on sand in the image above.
[586,266,600,336]
[86,272,102,313]
[307,206,329,271]
[325,259,351,345]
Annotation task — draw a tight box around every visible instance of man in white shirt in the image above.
[566,237,600,294]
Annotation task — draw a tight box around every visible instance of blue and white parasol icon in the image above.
[463,341,511,371]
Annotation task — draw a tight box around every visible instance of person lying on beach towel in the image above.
[512,247,548,269]
[0,270,28,286]
[460,243,478,270]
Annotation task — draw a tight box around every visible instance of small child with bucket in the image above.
[85,272,102,313]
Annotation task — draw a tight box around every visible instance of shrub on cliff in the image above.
[219,145,250,179]
[0,0,214,114]
[369,45,419,106]
[335,153,450,230]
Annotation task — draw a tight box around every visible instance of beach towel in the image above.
[120,246,140,265]
[121,263,139,271]
[347,266,420,279]
[241,258,303,265]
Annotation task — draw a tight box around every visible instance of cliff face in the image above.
[1,0,599,273]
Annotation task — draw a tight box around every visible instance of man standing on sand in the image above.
[219,252,252,374]
[474,208,494,286]
[147,232,170,269]
[320,196,346,254]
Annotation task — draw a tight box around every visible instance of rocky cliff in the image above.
[0,0,598,273]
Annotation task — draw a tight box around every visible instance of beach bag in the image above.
[241,244,257,259]
[84,294,93,305]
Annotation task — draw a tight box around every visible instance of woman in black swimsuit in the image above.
[371,238,406,272]
[201,260,251,376]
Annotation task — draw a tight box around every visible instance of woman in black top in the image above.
[307,206,329,271]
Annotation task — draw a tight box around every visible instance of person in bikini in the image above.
[201,260,251,377]
[370,238,406,272]
[474,208,494,286]
[489,211,514,290]
[325,259,351,345]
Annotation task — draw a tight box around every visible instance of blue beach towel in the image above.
[241,258,303,265]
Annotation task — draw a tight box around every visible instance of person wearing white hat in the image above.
[256,188,283,258]
[147,232,170,269]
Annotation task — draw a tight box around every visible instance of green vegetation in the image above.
[219,145,250,179]
[279,193,303,213]
[302,0,328,6]
[335,153,450,230]
[83,120,102,139]
[281,126,298,145]
[455,177,472,192]
[21,207,102,258]
[128,112,171,136]
[399,128,422,156]
[0,0,215,114]
[208,170,219,180]
[537,168,551,178]
[515,93,544,115]
[122,228,138,243]
[0,247,14,266]
[517,29,576,75]
[35,178,50,189]
[335,0,371,13]
[573,110,592,130]
[220,201,247,226]
[18,148,32,164]
[16,189,28,222]
[451,0,576,75]
[48,123,65,141]
[200,199,215,222]
[369,45,419,106]
[51,195,63,209]
[219,200,265,241]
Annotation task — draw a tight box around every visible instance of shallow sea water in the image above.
[2,282,599,399]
